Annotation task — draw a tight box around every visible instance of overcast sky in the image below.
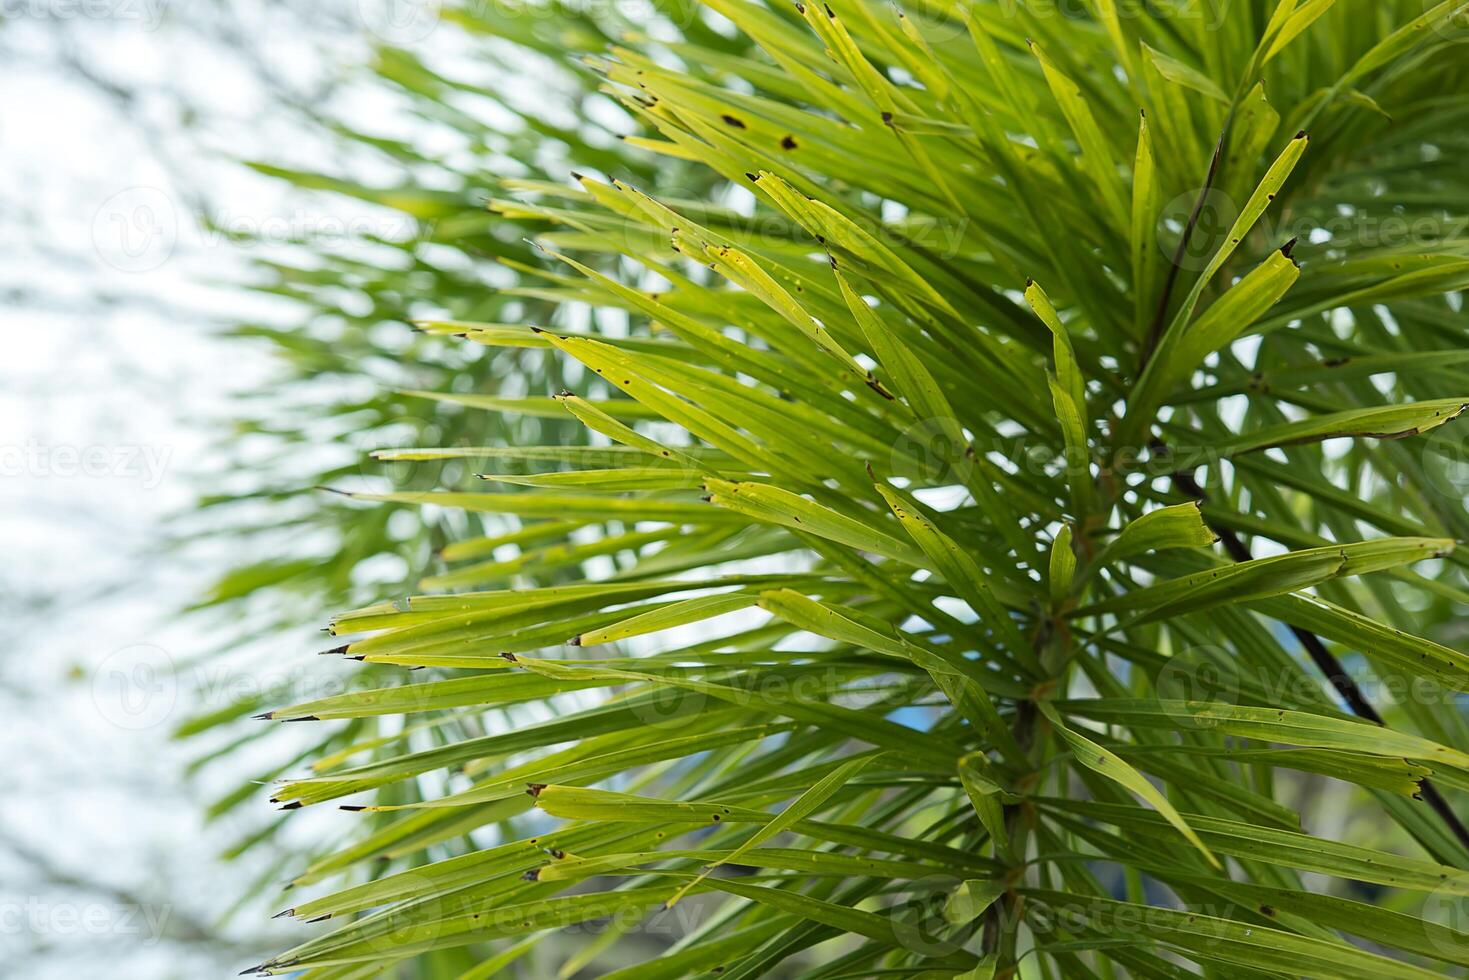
[0,5,417,974]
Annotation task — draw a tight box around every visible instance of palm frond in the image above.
[215,1,1469,976]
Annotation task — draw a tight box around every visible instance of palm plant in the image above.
[234,0,1469,976]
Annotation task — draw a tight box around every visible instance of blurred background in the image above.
[4,4,487,975]
[2,1,728,973]
[1,5,378,975]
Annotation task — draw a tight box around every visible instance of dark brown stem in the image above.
[1139,129,1227,367]
[981,616,1056,969]
[1171,467,1469,854]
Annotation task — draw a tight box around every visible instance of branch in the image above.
[1169,467,1469,854]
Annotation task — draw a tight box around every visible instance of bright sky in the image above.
[0,6,410,974]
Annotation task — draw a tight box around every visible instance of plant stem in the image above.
[981,613,1067,975]
[1170,466,1469,854]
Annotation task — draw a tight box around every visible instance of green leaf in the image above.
[1204,399,1469,457]
[1021,889,1448,979]
[1048,525,1076,605]
[1079,537,1453,625]
[1038,701,1220,868]
[704,479,923,565]
[1092,502,1218,570]
[666,753,874,905]
[1057,700,1469,769]
[574,593,758,646]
